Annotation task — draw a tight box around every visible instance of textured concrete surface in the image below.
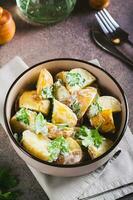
[0,0,133,199]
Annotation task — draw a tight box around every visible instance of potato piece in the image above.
[37,69,53,95]
[88,139,113,159]
[70,87,97,119]
[10,109,37,133]
[22,130,50,161]
[11,116,26,133]
[90,110,115,133]
[56,68,96,93]
[47,123,74,139]
[98,96,122,112]
[54,80,70,104]
[52,99,77,127]
[57,137,83,165]
[55,71,67,82]
[70,68,96,87]
[19,90,50,115]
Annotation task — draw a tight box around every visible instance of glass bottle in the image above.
[16,0,77,25]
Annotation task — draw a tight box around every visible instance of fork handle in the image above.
[127,39,133,47]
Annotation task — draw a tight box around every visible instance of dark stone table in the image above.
[0,0,133,200]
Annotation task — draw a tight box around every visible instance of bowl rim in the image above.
[4,58,129,168]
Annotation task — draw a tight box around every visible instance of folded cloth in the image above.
[0,56,28,127]
[0,57,133,200]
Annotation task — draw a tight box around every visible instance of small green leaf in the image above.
[66,72,85,87]
[90,128,104,148]
[16,108,29,125]
[88,96,102,118]
[0,168,18,191]
[75,126,104,148]
[35,113,48,135]
[48,136,69,162]
[41,86,53,99]
[0,168,20,200]
[0,191,19,200]
[70,100,80,116]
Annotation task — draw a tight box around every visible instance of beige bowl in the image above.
[4,58,129,177]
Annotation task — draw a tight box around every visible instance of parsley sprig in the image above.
[35,113,48,135]
[41,86,53,99]
[48,136,70,162]
[76,126,104,148]
[66,72,85,87]
[70,100,80,116]
[16,108,29,125]
[0,168,19,200]
[88,96,102,118]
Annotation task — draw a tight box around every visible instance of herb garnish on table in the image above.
[0,167,19,200]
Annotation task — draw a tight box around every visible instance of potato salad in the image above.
[10,67,122,165]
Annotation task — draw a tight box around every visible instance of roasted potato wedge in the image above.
[88,139,113,159]
[47,123,74,139]
[56,68,96,93]
[10,109,37,133]
[57,137,83,165]
[37,68,53,95]
[90,109,115,133]
[52,99,77,127]
[54,80,70,104]
[70,68,96,87]
[22,130,50,161]
[70,87,97,119]
[19,90,50,115]
[98,96,122,112]
[55,71,67,82]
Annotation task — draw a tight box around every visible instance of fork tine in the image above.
[100,10,116,31]
[103,8,119,28]
[95,14,109,34]
[97,12,113,33]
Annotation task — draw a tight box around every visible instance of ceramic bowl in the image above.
[4,58,129,177]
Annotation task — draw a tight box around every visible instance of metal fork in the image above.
[95,8,133,46]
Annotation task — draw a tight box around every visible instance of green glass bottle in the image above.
[16,0,77,25]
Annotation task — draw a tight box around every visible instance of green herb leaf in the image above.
[88,96,102,118]
[48,136,69,162]
[66,72,85,87]
[70,100,80,116]
[0,168,18,191]
[0,191,19,200]
[90,128,104,148]
[0,168,20,200]
[41,86,53,99]
[76,126,104,148]
[16,108,29,125]
[35,113,48,135]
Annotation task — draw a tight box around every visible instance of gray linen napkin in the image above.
[0,57,133,200]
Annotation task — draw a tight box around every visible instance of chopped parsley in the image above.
[41,86,53,99]
[48,136,70,162]
[0,167,19,200]
[70,100,80,116]
[88,96,102,118]
[35,113,48,135]
[16,108,29,125]
[76,126,104,148]
[66,72,85,87]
